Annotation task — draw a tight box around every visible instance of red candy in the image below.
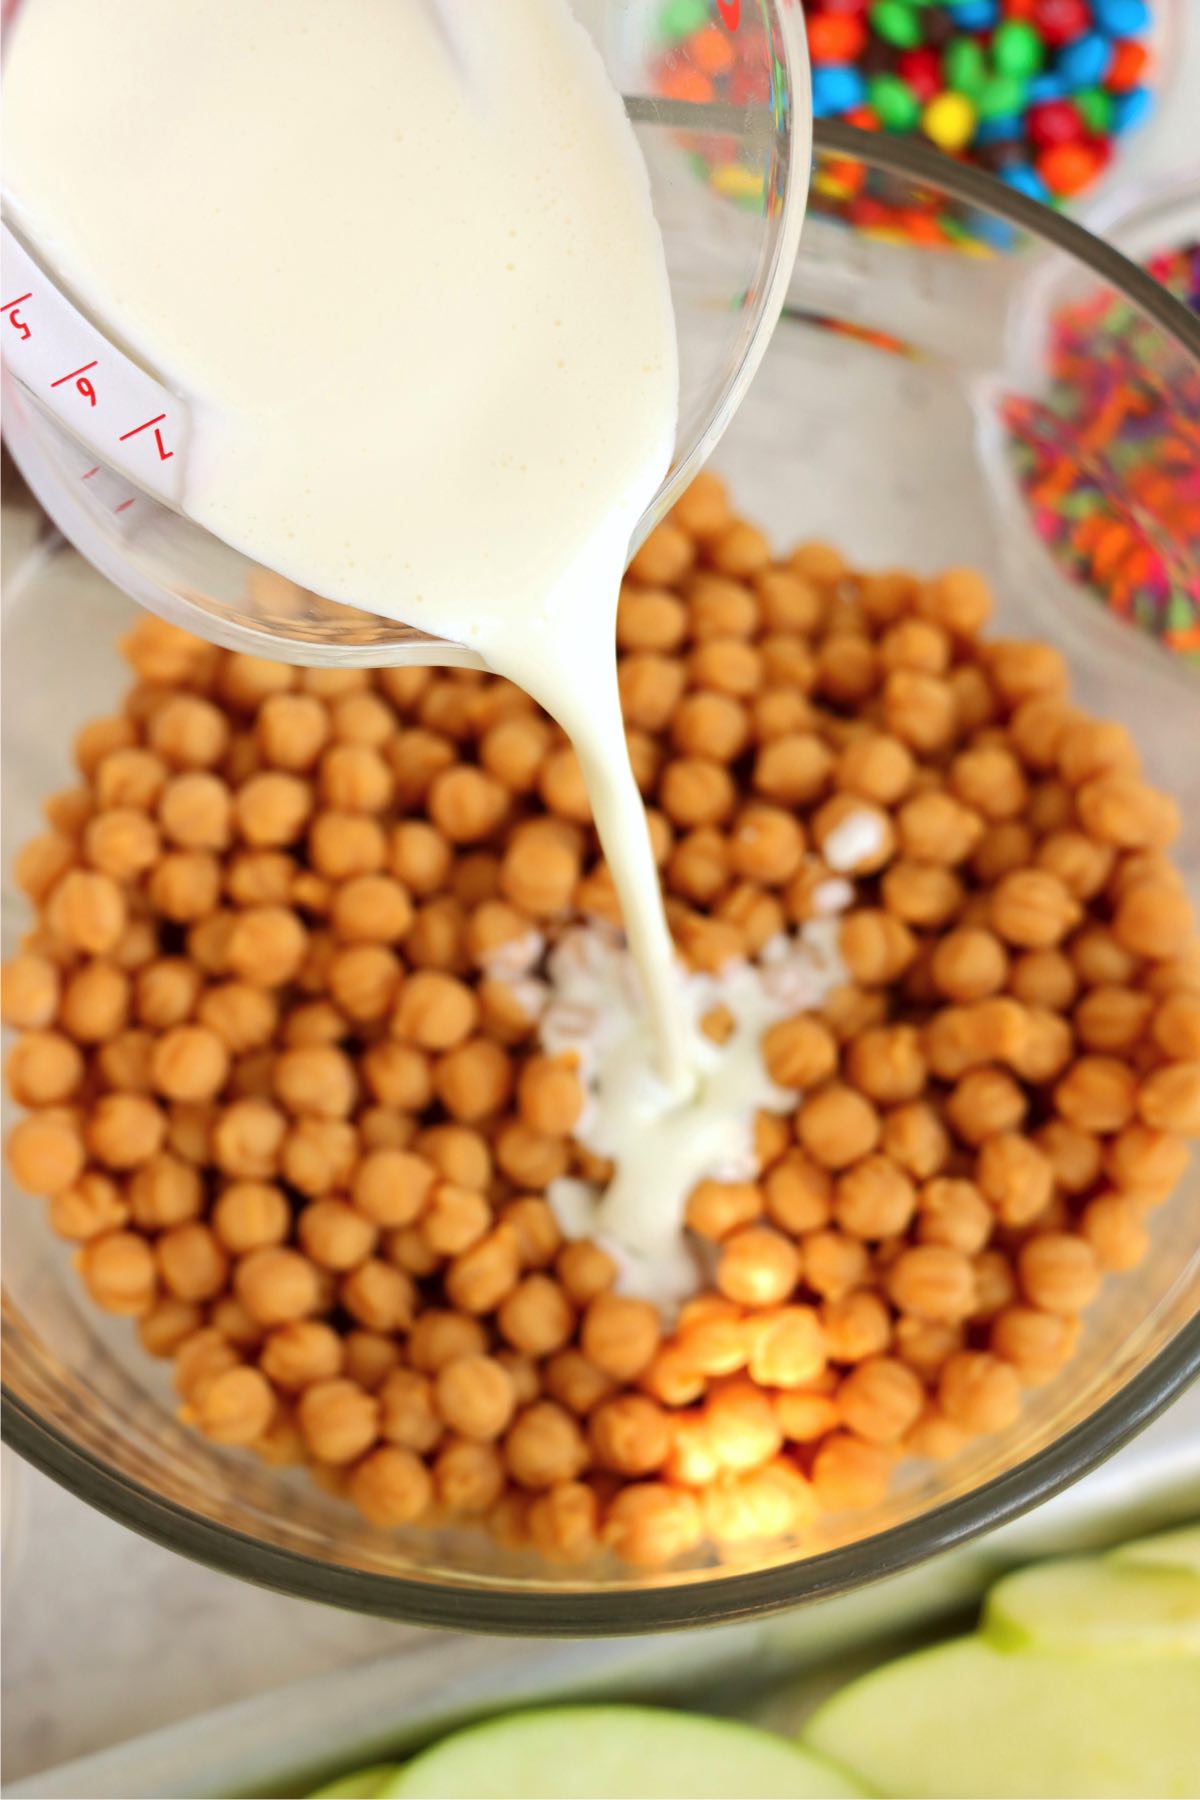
[1033,0,1092,47]
[1028,99,1084,148]
[1038,139,1103,195]
[728,64,770,105]
[1106,39,1148,90]
[897,47,943,102]
[1002,0,1038,15]
[808,11,867,61]
[849,196,891,226]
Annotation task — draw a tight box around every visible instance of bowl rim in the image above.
[4,124,1200,1633]
[4,1311,1199,1633]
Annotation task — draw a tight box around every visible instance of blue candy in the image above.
[1113,85,1154,132]
[811,63,865,117]
[1025,73,1066,103]
[1002,164,1051,203]
[1092,0,1150,34]
[968,209,1019,251]
[974,115,1023,145]
[949,0,998,29]
[1057,33,1113,88]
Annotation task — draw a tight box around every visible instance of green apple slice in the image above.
[984,1554,1200,1656]
[310,1768,401,1798]
[387,1705,864,1799]
[1112,1524,1200,1579]
[803,1636,1200,1798]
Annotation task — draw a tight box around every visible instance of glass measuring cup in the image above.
[0,0,811,667]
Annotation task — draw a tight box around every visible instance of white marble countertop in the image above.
[1,1458,412,1783]
[4,29,1198,1796]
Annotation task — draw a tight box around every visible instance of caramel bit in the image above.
[6,488,1197,1568]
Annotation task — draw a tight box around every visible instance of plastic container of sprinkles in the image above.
[644,0,1179,252]
[979,170,1200,666]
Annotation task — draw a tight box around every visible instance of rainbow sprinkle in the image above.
[1005,240,1200,661]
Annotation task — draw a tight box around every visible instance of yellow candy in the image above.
[711,164,764,200]
[921,92,976,154]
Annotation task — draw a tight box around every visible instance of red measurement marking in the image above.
[82,466,99,480]
[51,358,100,407]
[716,0,740,26]
[5,307,31,342]
[118,411,166,442]
[51,359,98,387]
[1,292,32,313]
[153,426,173,462]
[113,498,135,514]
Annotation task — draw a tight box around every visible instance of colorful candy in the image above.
[923,90,977,150]
[1038,138,1107,195]
[1005,240,1200,662]
[897,47,944,102]
[650,0,1161,246]
[992,19,1046,76]
[870,71,923,129]
[870,0,925,50]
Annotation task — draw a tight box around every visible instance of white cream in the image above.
[812,875,856,915]
[4,0,691,1084]
[823,809,889,874]
[536,923,848,1312]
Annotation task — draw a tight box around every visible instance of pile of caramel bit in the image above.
[5,471,1199,1568]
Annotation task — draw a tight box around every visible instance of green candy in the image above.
[1166,593,1195,631]
[1076,86,1114,133]
[868,0,923,49]
[868,72,921,130]
[976,72,1027,120]
[658,0,709,41]
[992,19,1045,77]
[943,39,987,97]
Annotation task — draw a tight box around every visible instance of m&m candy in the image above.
[898,47,944,101]
[923,90,977,150]
[1057,33,1114,88]
[992,19,1046,75]
[869,71,923,128]
[1113,85,1154,131]
[651,0,1161,247]
[1027,98,1083,146]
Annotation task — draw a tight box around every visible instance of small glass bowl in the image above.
[3,130,1199,1634]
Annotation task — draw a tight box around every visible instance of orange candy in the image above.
[690,24,737,75]
[1038,142,1103,199]
[807,13,866,63]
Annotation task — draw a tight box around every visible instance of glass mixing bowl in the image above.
[3,130,1199,1634]
[0,0,810,666]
